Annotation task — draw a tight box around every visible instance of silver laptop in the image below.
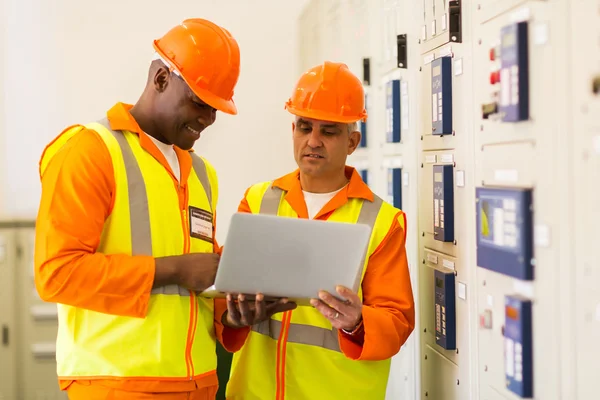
[204,213,372,305]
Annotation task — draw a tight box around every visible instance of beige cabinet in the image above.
[0,222,67,400]
[0,226,17,400]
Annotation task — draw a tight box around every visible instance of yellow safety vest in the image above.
[226,182,403,400]
[40,119,219,380]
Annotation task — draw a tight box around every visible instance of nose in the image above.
[307,129,323,148]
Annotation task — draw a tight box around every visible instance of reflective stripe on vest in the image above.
[97,118,212,297]
[251,186,384,351]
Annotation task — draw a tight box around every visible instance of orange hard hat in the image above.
[285,61,367,123]
[153,18,240,115]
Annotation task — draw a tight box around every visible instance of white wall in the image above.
[1,0,305,243]
[0,0,6,220]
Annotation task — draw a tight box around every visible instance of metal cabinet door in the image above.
[0,228,17,400]
[15,226,68,400]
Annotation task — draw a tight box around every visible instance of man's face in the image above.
[293,117,361,178]
[152,68,217,150]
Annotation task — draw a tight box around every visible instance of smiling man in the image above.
[224,61,416,399]
[34,19,290,400]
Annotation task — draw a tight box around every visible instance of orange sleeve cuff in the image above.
[213,298,250,352]
[338,305,408,361]
[338,310,414,362]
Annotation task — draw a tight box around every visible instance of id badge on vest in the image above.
[189,206,213,243]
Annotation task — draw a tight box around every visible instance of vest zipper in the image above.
[276,311,292,399]
[181,192,197,381]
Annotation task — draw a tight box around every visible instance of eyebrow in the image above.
[297,118,312,126]
[320,124,339,129]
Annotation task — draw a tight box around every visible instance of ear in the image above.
[153,66,170,93]
[291,122,296,134]
[347,130,361,155]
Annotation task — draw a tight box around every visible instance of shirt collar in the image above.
[273,166,374,202]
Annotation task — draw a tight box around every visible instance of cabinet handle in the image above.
[2,324,8,346]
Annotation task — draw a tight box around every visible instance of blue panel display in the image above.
[359,94,368,148]
[431,57,453,135]
[499,21,529,122]
[504,295,533,398]
[386,80,401,143]
[476,187,534,280]
[433,165,454,242]
[360,169,368,185]
[387,168,402,209]
[434,269,456,350]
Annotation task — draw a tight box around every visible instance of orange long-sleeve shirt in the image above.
[34,103,247,392]
[237,167,416,361]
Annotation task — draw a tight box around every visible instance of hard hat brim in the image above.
[285,104,366,124]
[187,79,238,115]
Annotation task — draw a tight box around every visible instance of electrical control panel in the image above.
[434,268,456,350]
[301,1,583,399]
[386,79,401,143]
[433,164,454,242]
[476,187,534,280]
[499,21,529,122]
[504,295,533,398]
[431,57,453,135]
[387,168,402,209]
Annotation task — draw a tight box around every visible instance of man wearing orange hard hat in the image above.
[34,19,290,400]
[223,61,416,399]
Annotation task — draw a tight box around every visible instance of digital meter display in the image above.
[387,168,402,209]
[499,21,529,122]
[476,187,533,280]
[431,56,453,135]
[505,295,533,398]
[433,164,454,242]
[434,269,456,350]
[360,169,368,185]
[386,80,401,143]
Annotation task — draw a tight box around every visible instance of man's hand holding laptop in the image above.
[222,293,297,328]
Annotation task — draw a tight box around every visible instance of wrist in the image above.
[153,256,179,288]
[342,316,364,336]
[221,310,240,329]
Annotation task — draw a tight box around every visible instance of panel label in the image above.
[443,259,455,270]
[494,169,519,182]
[440,154,454,163]
[426,155,437,163]
[427,253,439,264]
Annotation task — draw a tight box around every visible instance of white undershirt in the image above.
[302,186,346,219]
[148,135,181,182]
